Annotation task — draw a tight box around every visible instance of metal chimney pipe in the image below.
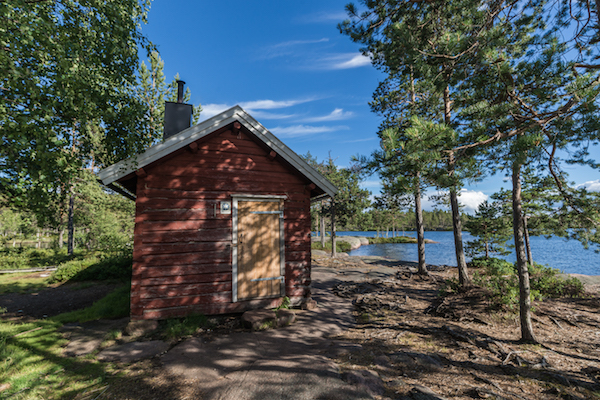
[176,80,185,103]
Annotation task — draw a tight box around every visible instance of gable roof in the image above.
[98,106,337,198]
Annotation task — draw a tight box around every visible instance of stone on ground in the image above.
[241,309,277,330]
[276,309,296,327]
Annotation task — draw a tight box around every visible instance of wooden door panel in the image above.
[237,200,282,300]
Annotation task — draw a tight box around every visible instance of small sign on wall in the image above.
[220,201,231,214]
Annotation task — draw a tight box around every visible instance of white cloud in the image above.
[200,98,317,120]
[300,108,354,122]
[270,38,329,49]
[458,189,488,214]
[200,103,232,119]
[576,179,600,191]
[269,124,349,138]
[315,53,371,70]
[249,110,297,120]
[240,99,313,110]
[258,38,330,60]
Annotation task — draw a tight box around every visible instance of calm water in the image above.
[333,231,600,275]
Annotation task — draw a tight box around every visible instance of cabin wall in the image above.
[130,127,312,320]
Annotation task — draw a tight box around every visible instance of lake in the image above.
[333,231,600,276]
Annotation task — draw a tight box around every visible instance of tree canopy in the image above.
[0,0,153,228]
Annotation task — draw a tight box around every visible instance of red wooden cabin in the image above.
[98,106,337,320]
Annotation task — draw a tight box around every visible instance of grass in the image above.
[0,272,50,294]
[0,319,112,399]
[51,285,131,324]
[161,314,211,340]
[0,249,136,399]
[0,284,132,398]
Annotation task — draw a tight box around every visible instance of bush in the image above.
[471,257,585,309]
[311,240,351,253]
[72,253,132,281]
[47,257,98,283]
[529,263,585,298]
[369,236,416,244]
[48,253,132,283]
[0,247,86,270]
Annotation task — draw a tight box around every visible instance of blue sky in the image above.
[142,0,599,213]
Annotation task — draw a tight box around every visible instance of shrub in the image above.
[48,253,132,283]
[311,241,351,253]
[470,257,585,309]
[72,253,132,281]
[369,236,416,244]
[47,258,98,283]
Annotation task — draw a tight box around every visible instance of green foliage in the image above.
[304,153,371,230]
[464,201,512,258]
[369,236,416,244]
[48,253,132,283]
[51,285,131,324]
[276,296,291,310]
[47,258,99,283]
[1,0,154,230]
[471,257,585,309]
[161,314,210,340]
[311,240,352,253]
[137,53,202,143]
[0,247,86,270]
[74,174,135,254]
[529,264,585,299]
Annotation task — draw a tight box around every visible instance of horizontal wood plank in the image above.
[139,272,231,286]
[141,250,231,266]
[138,241,230,256]
[140,282,231,299]
[141,263,231,278]
[141,229,232,244]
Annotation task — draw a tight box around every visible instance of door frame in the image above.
[231,194,286,302]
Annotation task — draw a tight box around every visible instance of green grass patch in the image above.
[0,272,50,294]
[160,314,211,340]
[51,285,131,324]
[0,319,110,399]
[368,236,417,244]
[311,240,352,253]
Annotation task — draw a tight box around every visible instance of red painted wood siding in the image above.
[130,127,312,320]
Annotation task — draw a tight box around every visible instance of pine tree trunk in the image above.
[331,198,336,258]
[320,201,326,247]
[414,177,427,275]
[67,191,75,255]
[523,215,533,266]
[512,163,538,343]
[444,86,470,286]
